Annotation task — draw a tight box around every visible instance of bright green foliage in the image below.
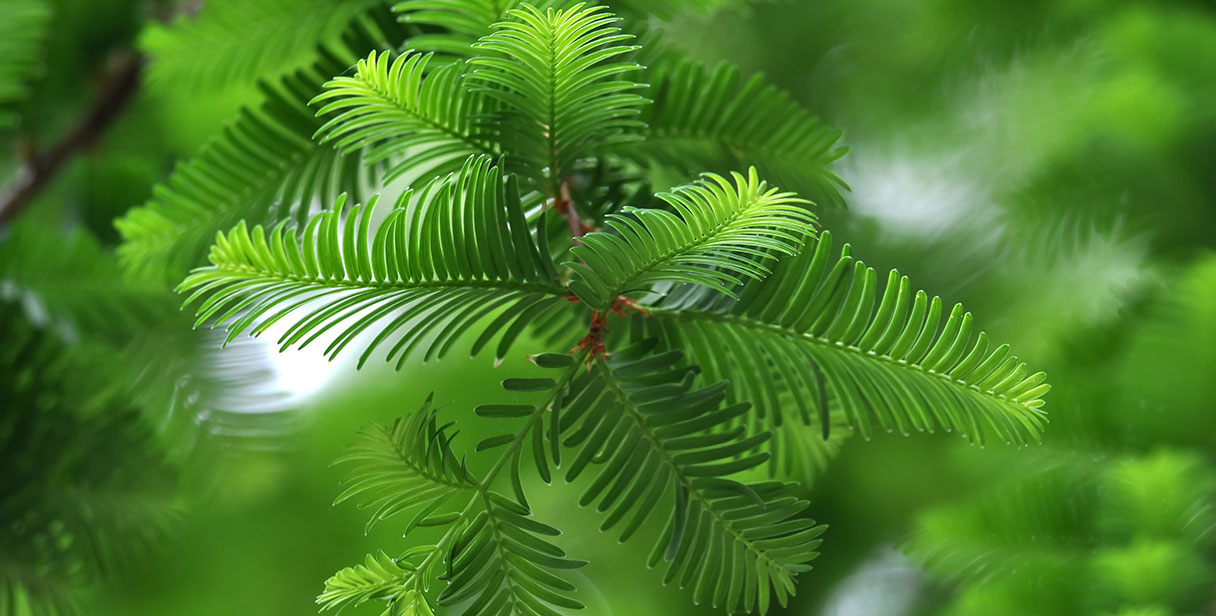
[323,345,826,616]
[178,155,566,368]
[437,493,585,615]
[8,0,1216,613]
[644,230,1050,448]
[157,2,1052,614]
[565,343,826,614]
[0,0,49,130]
[468,3,646,195]
[115,66,371,281]
[319,550,432,616]
[323,394,586,616]
[334,396,477,534]
[117,9,411,281]
[566,168,815,310]
[313,51,497,185]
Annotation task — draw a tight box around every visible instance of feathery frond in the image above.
[645,230,1050,446]
[468,3,647,196]
[327,391,587,616]
[556,341,825,614]
[335,394,476,533]
[123,3,1073,613]
[118,16,410,282]
[319,550,434,615]
[566,168,817,310]
[479,342,826,613]
[393,0,554,59]
[437,492,587,615]
[608,60,848,208]
[312,50,498,186]
[472,351,582,508]
[0,0,49,130]
[178,155,566,368]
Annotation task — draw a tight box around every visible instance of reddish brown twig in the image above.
[607,295,648,318]
[571,310,611,362]
[551,179,597,242]
[0,51,143,228]
[568,296,650,363]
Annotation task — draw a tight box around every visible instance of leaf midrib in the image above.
[356,72,496,157]
[604,200,753,297]
[648,307,1043,411]
[209,262,567,295]
[594,358,794,576]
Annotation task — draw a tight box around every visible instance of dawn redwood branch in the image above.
[0,51,143,228]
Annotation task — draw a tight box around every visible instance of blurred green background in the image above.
[4,0,1215,614]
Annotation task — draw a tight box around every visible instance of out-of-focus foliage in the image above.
[0,0,50,131]
[0,301,176,616]
[0,220,296,613]
[140,0,389,94]
[906,257,1216,614]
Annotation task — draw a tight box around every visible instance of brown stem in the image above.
[552,178,597,245]
[559,181,585,238]
[0,51,143,228]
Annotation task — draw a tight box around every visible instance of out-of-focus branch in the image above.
[0,51,143,228]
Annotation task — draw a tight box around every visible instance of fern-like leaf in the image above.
[557,341,825,614]
[566,168,816,311]
[328,390,587,616]
[319,549,435,615]
[608,60,848,208]
[335,394,476,533]
[118,17,409,281]
[438,492,587,615]
[178,155,566,368]
[481,342,825,613]
[468,3,647,196]
[393,0,555,59]
[312,50,497,187]
[645,230,1050,446]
